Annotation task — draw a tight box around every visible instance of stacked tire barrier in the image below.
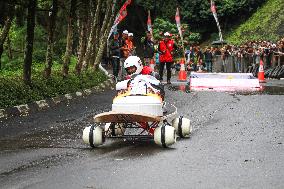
[265,65,284,79]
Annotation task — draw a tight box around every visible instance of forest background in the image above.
[0,0,283,108]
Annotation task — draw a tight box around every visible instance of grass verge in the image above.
[226,0,284,45]
[0,59,108,109]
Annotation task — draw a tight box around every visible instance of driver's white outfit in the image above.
[116,56,167,113]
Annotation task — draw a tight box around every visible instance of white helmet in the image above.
[124,56,143,76]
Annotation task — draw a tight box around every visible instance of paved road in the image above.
[0,79,283,189]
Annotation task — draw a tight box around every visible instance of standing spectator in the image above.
[120,30,129,79]
[222,46,232,72]
[143,31,155,66]
[185,46,195,71]
[125,33,136,56]
[158,32,177,84]
[185,46,191,64]
[185,46,194,63]
[264,45,272,68]
[195,46,203,71]
[235,48,242,72]
[254,48,261,65]
[204,47,213,72]
[109,31,121,81]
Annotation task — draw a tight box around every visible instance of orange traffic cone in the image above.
[178,58,187,81]
[258,59,266,83]
[149,59,155,71]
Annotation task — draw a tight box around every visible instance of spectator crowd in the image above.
[184,38,284,73]
[109,28,284,82]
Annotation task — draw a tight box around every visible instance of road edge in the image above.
[0,78,115,120]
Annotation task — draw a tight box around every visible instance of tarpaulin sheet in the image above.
[190,72,261,91]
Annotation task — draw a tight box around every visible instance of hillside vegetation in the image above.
[227,0,284,45]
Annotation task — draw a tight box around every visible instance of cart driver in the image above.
[124,56,158,79]
[121,56,165,99]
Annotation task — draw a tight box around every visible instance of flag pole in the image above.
[175,7,186,60]
[147,10,154,41]
[210,0,223,42]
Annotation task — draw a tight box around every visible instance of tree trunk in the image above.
[0,9,13,70]
[44,0,58,78]
[75,0,89,75]
[93,0,116,70]
[23,0,36,85]
[6,35,13,59]
[89,0,112,67]
[82,0,102,71]
[62,0,77,78]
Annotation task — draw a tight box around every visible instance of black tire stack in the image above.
[265,65,284,79]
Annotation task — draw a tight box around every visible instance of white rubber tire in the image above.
[154,125,176,147]
[82,125,104,148]
[172,116,192,138]
[105,123,126,136]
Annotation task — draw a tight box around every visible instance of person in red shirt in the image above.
[158,32,177,84]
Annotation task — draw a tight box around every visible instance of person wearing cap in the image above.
[158,32,177,84]
[125,32,135,56]
[204,47,213,72]
[143,31,155,67]
[109,31,121,81]
[120,30,129,79]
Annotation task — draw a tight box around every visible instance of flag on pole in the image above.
[115,0,132,25]
[108,0,132,40]
[175,7,185,58]
[211,0,216,13]
[210,0,223,42]
[175,7,183,40]
[147,10,152,34]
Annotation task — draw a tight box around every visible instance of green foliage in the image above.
[187,32,201,43]
[136,0,266,35]
[227,0,284,45]
[152,18,201,44]
[33,25,48,62]
[6,22,48,65]
[2,20,66,70]
[152,18,177,40]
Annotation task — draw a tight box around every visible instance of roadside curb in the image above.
[0,78,115,120]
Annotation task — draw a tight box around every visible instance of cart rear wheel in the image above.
[172,116,192,138]
[82,125,104,148]
[154,125,176,147]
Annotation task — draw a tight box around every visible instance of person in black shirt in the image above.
[143,31,155,66]
[109,32,121,81]
[204,47,213,72]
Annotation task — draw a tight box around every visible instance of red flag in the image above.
[210,0,216,14]
[147,10,152,32]
[108,0,132,39]
[175,8,181,25]
[114,0,132,25]
[175,7,186,59]
[175,8,182,38]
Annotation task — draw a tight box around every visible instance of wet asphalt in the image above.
[0,78,284,189]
